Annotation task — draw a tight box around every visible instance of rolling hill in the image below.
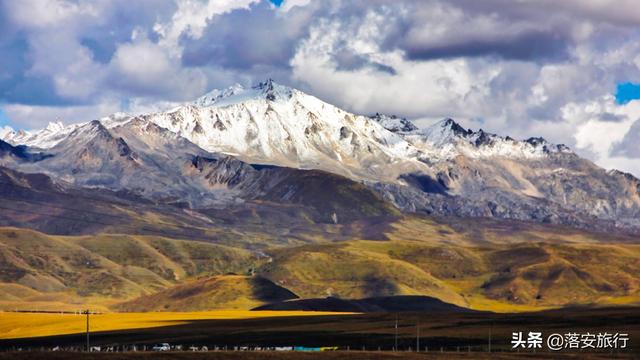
[1,74,639,314]
[118,275,298,311]
[1,223,638,313]
[0,228,259,311]
[254,295,473,313]
[259,239,640,312]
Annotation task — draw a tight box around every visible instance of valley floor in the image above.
[0,351,633,360]
[1,307,638,357]
[0,311,349,340]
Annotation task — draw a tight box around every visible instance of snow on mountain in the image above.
[99,112,135,128]
[394,118,573,161]
[0,126,13,139]
[8,118,242,207]
[369,113,418,133]
[143,79,425,182]
[2,121,83,149]
[0,113,136,150]
[44,121,65,133]
[2,80,570,173]
[2,79,639,231]
[193,83,246,107]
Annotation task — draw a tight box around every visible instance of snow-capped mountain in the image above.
[2,121,82,149]
[141,79,425,182]
[0,126,14,139]
[377,117,572,162]
[2,79,640,231]
[368,114,418,133]
[1,112,138,150]
[1,115,393,218]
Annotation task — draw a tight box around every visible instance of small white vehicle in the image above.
[152,343,171,351]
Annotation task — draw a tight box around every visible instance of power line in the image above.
[394,313,398,352]
[85,310,90,353]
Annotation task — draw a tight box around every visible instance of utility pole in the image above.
[416,318,420,352]
[394,314,398,352]
[488,320,492,353]
[85,310,90,352]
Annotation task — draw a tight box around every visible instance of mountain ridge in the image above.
[2,80,640,232]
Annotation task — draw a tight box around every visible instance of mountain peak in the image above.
[416,118,474,147]
[410,118,574,160]
[44,121,65,133]
[193,83,246,107]
[524,137,572,154]
[251,78,293,102]
[525,136,548,147]
[66,120,112,143]
[0,125,14,139]
[194,79,294,107]
[440,118,472,137]
[370,113,418,133]
[253,78,276,91]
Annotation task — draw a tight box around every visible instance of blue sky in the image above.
[0,109,11,128]
[616,82,640,105]
[1,0,640,175]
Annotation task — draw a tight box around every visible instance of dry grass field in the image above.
[0,311,352,340]
[0,307,638,358]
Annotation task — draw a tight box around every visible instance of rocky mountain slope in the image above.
[0,119,396,223]
[2,79,640,232]
[373,118,640,231]
[0,165,399,250]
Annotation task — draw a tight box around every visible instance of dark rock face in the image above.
[399,173,448,195]
[190,155,397,223]
[0,140,51,162]
[369,113,419,132]
[370,151,640,234]
[444,118,472,137]
[366,116,640,233]
[339,126,352,140]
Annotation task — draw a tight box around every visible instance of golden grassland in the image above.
[263,239,640,312]
[116,275,298,312]
[384,216,632,245]
[1,219,639,315]
[0,227,260,310]
[0,310,353,340]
